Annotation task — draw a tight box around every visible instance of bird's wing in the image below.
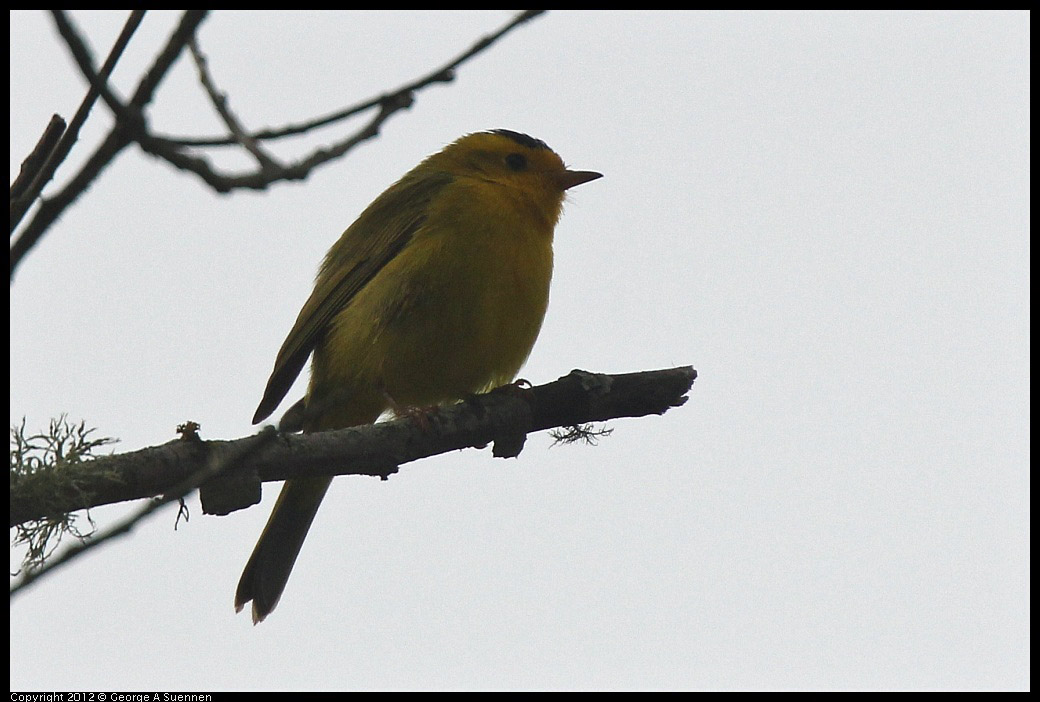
[252,171,453,424]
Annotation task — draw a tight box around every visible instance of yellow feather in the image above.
[236,130,601,622]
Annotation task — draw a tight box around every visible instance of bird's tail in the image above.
[234,476,333,624]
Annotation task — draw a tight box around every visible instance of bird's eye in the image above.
[505,153,527,171]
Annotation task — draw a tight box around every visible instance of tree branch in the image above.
[9,10,546,276]
[9,10,208,280]
[9,425,280,598]
[8,10,145,250]
[159,9,547,148]
[9,114,67,227]
[131,9,547,192]
[187,37,282,172]
[10,367,696,527]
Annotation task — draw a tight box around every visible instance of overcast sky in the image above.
[10,10,1029,691]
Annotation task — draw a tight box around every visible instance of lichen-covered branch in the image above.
[9,367,696,528]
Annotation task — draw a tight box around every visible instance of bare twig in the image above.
[48,10,134,121]
[8,10,145,243]
[161,10,547,148]
[10,10,208,280]
[9,10,545,275]
[9,114,67,225]
[187,37,282,171]
[133,10,548,191]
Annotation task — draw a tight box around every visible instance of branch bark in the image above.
[10,367,696,527]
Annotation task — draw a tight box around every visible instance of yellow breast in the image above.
[309,175,555,428]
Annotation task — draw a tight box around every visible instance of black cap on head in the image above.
[489,129,552,151]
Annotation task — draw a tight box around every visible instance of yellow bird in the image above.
[235,130,601,623]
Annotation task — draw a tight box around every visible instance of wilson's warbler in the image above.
[235,130,601,623]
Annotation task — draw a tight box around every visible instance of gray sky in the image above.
[9,10,1029,691]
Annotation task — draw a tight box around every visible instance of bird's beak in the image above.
[557,169,603,190]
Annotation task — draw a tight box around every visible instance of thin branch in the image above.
[8,10,145,241]
[9,114,67,227]
[9,10,545,275]
[10,367,697,527]
[48,10,134,120]
[133,91,415,192]
[160,10,547,148]
[131,9,547,191]
[187,37,282,171]
[9,10,208,280]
